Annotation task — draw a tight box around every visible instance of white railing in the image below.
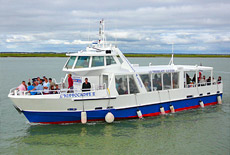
[185,80,222,88]
[9,83,108,96]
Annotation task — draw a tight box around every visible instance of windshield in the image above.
[65,56,76,69]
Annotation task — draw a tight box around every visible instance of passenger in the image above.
[43,78,50,95]
[42,76,46,82]
[49,78,55,89]
[117,85,125,95]
[37,79,44,94]
[82,78,91,92]
[16,81,27,91]
[189,81,194,88]
[55,84,60,94]
[207,76,211,85]
[27,82,33,91]
[27,82,36,95]
[49,85,55,94]
[217,76,222,84]
[200,75,206,86]
[37,77,41,82]
[29,81,42,95]
[144,81,151,91]
[31,83,37,95]
[68,74,73,90]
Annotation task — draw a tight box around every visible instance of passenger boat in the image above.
[8,20,223,124]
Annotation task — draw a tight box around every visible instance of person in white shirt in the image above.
[43,78,50,94]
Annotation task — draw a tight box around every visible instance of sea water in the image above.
[0,57,229,154]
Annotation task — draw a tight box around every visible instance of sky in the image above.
[0,0,230,54]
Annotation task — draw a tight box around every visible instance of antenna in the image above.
[88,18,91,45]
[168,43,174,65]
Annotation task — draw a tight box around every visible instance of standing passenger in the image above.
[68,74,73,90]
[43,78,50,94]
[16,81,27,91]
[82,78,91,91]
[49,78,55,89]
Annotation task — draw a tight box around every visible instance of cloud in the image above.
[0,0,230,54]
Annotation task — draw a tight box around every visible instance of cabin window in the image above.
[92,56,104,67]
[128,75,139,94]
[75,56,90,68]
[172,72,179,89]
[115,75,128,95]
[163,73,172,90]
[140,74,151,92]
[65,56,76,69]
[106,56,116,65]
[152,73,162,91]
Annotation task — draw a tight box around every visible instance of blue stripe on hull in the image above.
[22,94,222,124]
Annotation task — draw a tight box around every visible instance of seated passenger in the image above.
[27,82,33,91]
[49,85,55,94]
[16,81,27,92]
[200,76,206,86]
[29,81,41,95]
[117,85,125,95]
[36,80,44,94]
[31,83,37,95]
[55,84,60,94]
[144,81,151,91]
[82,78,91,92]
[189,81,194,88]
[217,76,222,84]
[28,82,37,95]
[207,76,211,85]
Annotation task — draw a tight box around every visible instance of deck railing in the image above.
[9,83,107,96]
[185,80,222,88]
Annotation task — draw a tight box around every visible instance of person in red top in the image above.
[68,74,73,90]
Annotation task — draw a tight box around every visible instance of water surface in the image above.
[0,57,229,154]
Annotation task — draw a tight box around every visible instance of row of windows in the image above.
[140,72,179,92]
[115,72,179,95]
[115,75,139,95]
[65,56,116,69]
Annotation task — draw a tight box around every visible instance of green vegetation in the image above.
[0,53,67,57]
[124,53,230,58]
[0,52,229,58]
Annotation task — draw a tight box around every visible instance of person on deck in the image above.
[82,78,91,92]
[217,76,222,84]
[43,78,50,94]
[55,84,60,94]
[68,74,73,90]
[49,78,55,89]
[16,81,27,92]
[36,79,44,94]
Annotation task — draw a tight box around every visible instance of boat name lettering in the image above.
[60,92,96,98]
[150,69,175,73]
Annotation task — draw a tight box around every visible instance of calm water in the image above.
[0,57,229,154]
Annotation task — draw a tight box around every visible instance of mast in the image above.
[99,19,106,48]
[169,43,174,65]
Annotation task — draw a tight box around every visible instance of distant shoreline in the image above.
[0,52,230,58]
